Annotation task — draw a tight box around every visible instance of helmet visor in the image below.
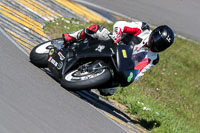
[149,31,167,52]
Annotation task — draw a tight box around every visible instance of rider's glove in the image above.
[110,31,122,44]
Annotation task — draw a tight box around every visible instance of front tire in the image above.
[61,63,111,91]
[30,41,52,68]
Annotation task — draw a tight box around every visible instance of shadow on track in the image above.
[41,66,160,131]
[75,90,161,131]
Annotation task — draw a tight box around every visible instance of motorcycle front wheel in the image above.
[30,41,52,68]
[61,62,111,91]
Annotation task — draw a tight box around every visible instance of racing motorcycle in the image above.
[29,38,137,91]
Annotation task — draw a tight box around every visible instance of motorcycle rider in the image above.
[62,21,175,96]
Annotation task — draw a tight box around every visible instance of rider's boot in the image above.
[62,24,110,45]
[98,87,117,96]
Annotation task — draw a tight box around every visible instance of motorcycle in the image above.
[29,38,137,91]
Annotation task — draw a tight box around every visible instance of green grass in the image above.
[44,17,200,133]
[43,17,113,39]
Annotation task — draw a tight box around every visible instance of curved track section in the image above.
[0,28,127,133]
[0,0,148,132]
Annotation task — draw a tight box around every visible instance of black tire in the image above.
[61,67,111,91]
[30,41,52,68]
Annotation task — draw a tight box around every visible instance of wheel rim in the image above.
[65,69,105,81]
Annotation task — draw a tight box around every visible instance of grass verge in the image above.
[43,17,200,133]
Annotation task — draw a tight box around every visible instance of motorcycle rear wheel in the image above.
[61,63,111,91]
[30,41,51,68]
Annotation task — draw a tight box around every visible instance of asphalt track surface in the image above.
[0,28,127,133]
[75,0,200,42]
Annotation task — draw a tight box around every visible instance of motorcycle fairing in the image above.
[114,45,136,86]
[48,48,68,79]
[48,39,140,87]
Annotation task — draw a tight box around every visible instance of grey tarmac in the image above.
[76,0,200,42]
[0,27,127,133]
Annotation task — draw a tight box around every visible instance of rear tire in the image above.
[61,63,111,91]
[30,41,52,68]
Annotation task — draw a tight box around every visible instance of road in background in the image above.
[75,0,200,42]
